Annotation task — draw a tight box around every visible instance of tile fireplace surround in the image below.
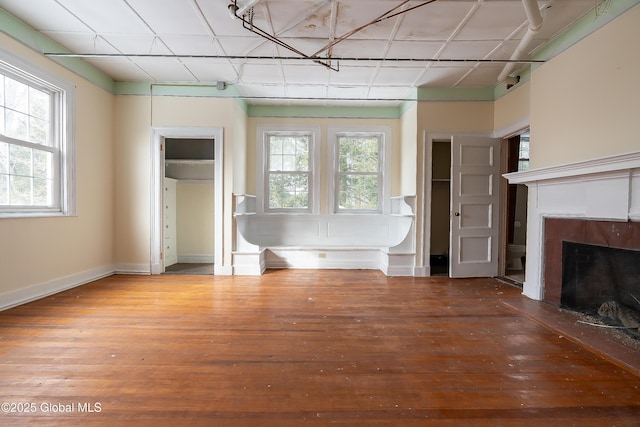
[504,151,640,301]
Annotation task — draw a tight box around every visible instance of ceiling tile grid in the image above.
[0,0,598,105]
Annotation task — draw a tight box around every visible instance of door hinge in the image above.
[160,251,164,260]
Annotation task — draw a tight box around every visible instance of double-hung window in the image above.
[258,126,320,213]
[329,127,390,214]
[0,48,75,217]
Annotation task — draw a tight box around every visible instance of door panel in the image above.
[450,136,500,278]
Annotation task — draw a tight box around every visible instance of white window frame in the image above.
[257,125,320,214]
[0,47,75,218]
[328,126,391,214]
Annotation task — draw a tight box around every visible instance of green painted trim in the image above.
[0,9,114,92]
[533,0,640,61]
[416,86,495,102]
[114,81,244,97]
[400,100,417,116]
[493,65,532,100]
[246,105,403,119]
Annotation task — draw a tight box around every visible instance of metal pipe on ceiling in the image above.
[235,0,263,17]
[42,52,545,64]
[498,0,547,86]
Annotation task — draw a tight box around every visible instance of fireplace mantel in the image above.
[504,150,640,300]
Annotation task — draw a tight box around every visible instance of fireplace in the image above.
[541,218,640,338]
[561,242,640,313]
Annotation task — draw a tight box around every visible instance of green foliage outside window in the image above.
[0,73,53,207]
[337,135,381,211]
[267,134,310,210]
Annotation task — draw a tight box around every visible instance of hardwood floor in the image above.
[0,270,639,426]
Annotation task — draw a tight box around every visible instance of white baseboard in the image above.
[413,266,430,277]
[0,265,115,311]
[114,263,151,275]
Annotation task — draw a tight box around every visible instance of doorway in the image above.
[426,134,501,278]
[503,131,529,284]
[429,140,451,276]
[150,127,224,275]
[163,138,215,275]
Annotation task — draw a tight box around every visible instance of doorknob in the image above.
[454,212,460,216]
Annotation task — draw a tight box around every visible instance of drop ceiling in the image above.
[0,0,600,106]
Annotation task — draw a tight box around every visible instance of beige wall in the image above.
[246,116,403,214]
[400,103,418,196]
[530,3,640,168]
[494,81,530,135]
[177,182,214,257]
[0,34,115,295]
[114,96,238,270]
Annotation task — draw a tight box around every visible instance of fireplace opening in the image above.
[561,242,640,340]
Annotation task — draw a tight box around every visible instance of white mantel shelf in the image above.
[503,151,640,185]
[503,150,640,301]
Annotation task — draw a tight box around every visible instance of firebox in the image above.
[561,242,640,315]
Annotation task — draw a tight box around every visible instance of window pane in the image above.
[29,87,50,120]
[270,137,283,154]
[10,175,31,205]
[338,136,379,172]
[338,174,378,210]
[0,141,7,174]
[33,150,52,179]
[6,109,28,140]
[30,116,49,145]
[0,107,4,135]
[269,173,309,209]
[5,77,28,113]
[0,174,7,204]
[269,135,310,172]
[0,75,4,106]
[10,144,31,176]
[33,177,50,205]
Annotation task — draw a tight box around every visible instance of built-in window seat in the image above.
[232,195,416,276]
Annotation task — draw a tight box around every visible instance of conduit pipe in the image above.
[228,0,263,19]
[498,0,545,86]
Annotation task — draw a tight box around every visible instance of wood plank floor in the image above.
[0,270,639,426]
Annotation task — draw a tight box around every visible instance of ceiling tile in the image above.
[283,64,331,84]
[329,65,377,85]
[238,83,287,99]
[285,84,328,100]
[0,0,89,32]
[441,40,507,60]
[373,66,425,86]
[455,64,504,87]
[56,0,151,34]
[416,66,472,87]
[386,40,444,60]
[456,1,527,40]
[240,63,284,84]
[180,59,239,83]
[104,34,172,55]
[40,32,120,55]
[327,85,368,99]
[160,35,220,56]
[125,0,211,36]
[84,58,153,81]
[367,86,414,101]
[394,1,476,41]
[132,57,197,81]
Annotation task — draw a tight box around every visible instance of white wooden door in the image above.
[163,177,178,268]
[449,136,500,278]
